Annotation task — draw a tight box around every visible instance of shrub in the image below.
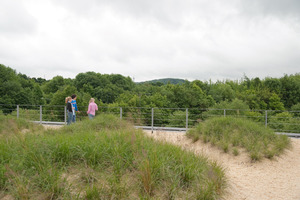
[268,112,300,133]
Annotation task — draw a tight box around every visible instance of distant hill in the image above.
[137,78,187,85]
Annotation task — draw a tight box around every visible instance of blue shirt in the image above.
[71,99,78,112]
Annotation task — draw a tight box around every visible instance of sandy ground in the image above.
[144,130,300,200]
[42,124,63,130]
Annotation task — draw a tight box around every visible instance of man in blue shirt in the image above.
[71,94,79,122]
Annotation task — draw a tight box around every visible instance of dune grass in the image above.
[0,114,43,136]
[187,117,291,161]
[0,114,227,199]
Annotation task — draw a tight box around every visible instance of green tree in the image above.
[263,77,282,94]
[162,82,214,109]
[50,85,78,106]
[32,77,47,85]
[42,76,65,94]
[116,92,139,107]
[280,74,300,108]
[0,64,16,82]
[291,103,300,117]
[108,74,135,91]
[32,85,45,105]
[75,72,109,89]
[82,83,94,96]
[252,77,262,89]
[237,89,262,109]
[208,82,235,103]
[269,93,284,110]
[94,84,124,104]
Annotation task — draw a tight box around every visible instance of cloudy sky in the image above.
[0,0,299,82]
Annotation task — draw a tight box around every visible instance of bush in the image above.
[202,98,250,119]
[269,112,300,133]
[11,108,40,121]
[168,110,189,128]
[291,103,300,117]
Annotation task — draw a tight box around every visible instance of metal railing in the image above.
[1,104,300,134]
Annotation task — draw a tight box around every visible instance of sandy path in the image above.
[144,130,300,200]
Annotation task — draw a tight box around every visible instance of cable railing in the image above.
[0,104,300,134]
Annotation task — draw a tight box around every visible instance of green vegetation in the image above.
[0,114,43,136]
[1,64,300,112]
[0,115,227,199]
[187,117,291,161]
[0,64,299,131]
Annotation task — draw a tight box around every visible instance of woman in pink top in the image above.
[87,98,98,119]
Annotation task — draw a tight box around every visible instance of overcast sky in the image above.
[0,0,299,82]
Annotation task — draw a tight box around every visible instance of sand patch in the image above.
[42,125,63,130]
[144,130,300,200]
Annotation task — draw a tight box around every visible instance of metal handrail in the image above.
[1,104,299,134]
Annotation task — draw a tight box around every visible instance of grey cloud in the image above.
[1,0,299,82]
[53,0,237,29]
[52,0,102,16]
[240,0,300,18]
[54,0,300,30]
[0,1,37,37]
[53,0,178,29]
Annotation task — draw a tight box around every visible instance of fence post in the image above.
[40,105,42,124]
[151,108,154,133]
[64,106,67,125]
[265,110,268,127]
[17,105,19,119]
[120,107,122,120]
[186,108,188,131]
[224,109,226,117]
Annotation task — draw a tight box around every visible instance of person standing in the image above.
[66,96,73,125]
[87,98,98,120]
[71,94,79,123]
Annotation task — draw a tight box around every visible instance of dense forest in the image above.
[1,64,299,111]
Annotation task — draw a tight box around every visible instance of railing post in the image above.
[64,106,67,125]
[186,108,188,131]
[17,105,19,119]
[224,109,226,117]
[151,108,154,133]
[120,107,122,120]
[40,105,42,124]
[265,110,268,127]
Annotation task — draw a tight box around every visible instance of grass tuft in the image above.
[187,117,291,161]
[232,148,239,156]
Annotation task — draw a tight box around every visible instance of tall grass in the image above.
[0,114,227,199]
[0,114,43,136]
[187,117,291,161]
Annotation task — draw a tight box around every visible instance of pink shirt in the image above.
[87,102,98,116]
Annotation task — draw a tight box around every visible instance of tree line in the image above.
[1,64,300,112]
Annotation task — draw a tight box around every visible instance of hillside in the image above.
[137,78,186,85]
